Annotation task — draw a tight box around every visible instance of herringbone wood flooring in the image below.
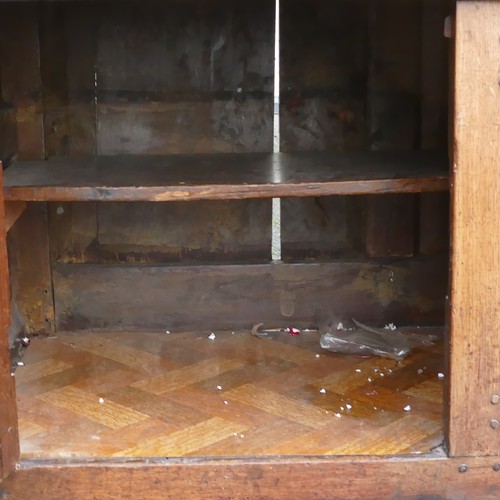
[16,329,444,458]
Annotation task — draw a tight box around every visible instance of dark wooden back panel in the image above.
[39,0,274,264]
[280,0,450,261]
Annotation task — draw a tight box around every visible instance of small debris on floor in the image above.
[208,332,216,340]
[384,323,397,331]
[286,327,300,336]
[165,330,171,334]
[16,361,24,367]
[56,206,65,215]
[340,406,344,411]
[315,354,320,358]
[380,373,384,377]
[21,336,30,347]
[404,405,411,411]
[355,368,362,373]
[417,368,424,375]
[320,388,326,394]
[223,400,228,405]
[336,322,345,331]
[346,403,352,410]
[367,377,372,382]
[438,372,445,379]
[216,385,222,391]
[91,435,101,441]
[334,413,341,418]
[99,397,105,404]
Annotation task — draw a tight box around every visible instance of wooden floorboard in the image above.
[15,329,444,458]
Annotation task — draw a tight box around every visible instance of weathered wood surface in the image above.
[0,4,45,160]
[94,0,273,155]
[364,0,422,258]
[3,152,449,202]
[0,165,19,479]
[448,0,500,457]
[7,204,54,335]
[53,258,447,332]
[3,455,500,499]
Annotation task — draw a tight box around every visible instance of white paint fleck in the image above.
[320,388,326,394]
[438,372,445,379]
[404,405,411,411]
[91,435,101,441]
[418,368,424,375]
[384,323,397,331]
[99,398,105,404]
[368,377,372,382]
[216,385,222,391]
[16,361,24,367]
[340,406,344,411]
[355,368,361,373]
[165,330,171,334]
[334,413,341,418]
[223,400,228,405]
[336,322,345,331]
[380,373,384,377]
[208,332,216,340]
[315,354,320,358]
[346,403,352,410]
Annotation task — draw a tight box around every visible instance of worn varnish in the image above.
[448,1,500,456]
[16,329,444,458]
[4,151,448,202]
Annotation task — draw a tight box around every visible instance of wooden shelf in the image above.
[3,151,449,202]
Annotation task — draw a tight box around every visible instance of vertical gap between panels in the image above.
[271,0,281,261]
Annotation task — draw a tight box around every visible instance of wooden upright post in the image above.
[0,163,19,479]
[448,0,500,456]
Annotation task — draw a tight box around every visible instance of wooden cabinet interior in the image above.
[2,0,498,496]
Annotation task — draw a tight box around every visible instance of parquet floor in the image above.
[16,328,444,458]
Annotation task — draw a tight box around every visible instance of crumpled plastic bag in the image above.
[320,319,437,361]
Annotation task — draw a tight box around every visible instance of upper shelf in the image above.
[3,151,449,202]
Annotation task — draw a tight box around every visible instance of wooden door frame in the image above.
[2,0,500,496]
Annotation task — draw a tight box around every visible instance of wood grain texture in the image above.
[3,151,449,202]
[52,259,447,332]
[448,0,500,456]
[3,455,500,499]
[0,164,19,479]
[16,329,444,459]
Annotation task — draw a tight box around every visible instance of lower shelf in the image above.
[16,329,444,458]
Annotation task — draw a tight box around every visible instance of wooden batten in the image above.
[3,455,500,499]
[53,259,447,332]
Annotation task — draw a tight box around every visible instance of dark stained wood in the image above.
[3,455,500,499]
[0,107,17,162]
[53,258,447,332]
[7,205,54,335]
[95,0,273,155]
[419,0,451,257]
[47,202,98,263]
[364,0,422,258]
[280,0,368,152]
[448,1,500,456]
[4,202,26,233]
[366,194,416,258]
[94,200,271,264]
[0,4,45,160]
[281,197,364,261]
[4,151,449,202]
[0,164,19,479]
[419,192,449,256]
